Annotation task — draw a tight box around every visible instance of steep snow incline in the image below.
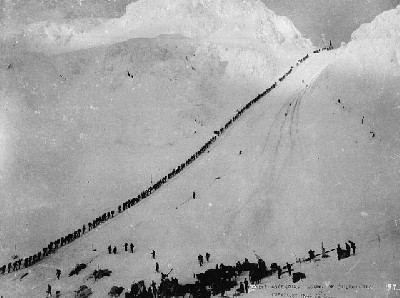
[0,48,337,297]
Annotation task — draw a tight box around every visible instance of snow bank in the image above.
[338,5,400,75]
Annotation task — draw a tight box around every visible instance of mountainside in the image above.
[0,2,399,298]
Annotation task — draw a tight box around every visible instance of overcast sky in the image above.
[262,0,400,46]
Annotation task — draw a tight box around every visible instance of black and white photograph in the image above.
[0,0,400,297]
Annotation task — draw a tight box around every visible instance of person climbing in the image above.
[348,240,356,255]
[124,243,128,252]
[155,262,159,273]
[113,246,117,254]
[130,243,134,253]
[244,278,249,293]
[108,245,112,254]
[277,266,282,279]
[82,224,86,234]
[286,262,292,276]
[56,269,61,280]
[152,250,156,259]
[205,252,210,262]
[198,254,203,266]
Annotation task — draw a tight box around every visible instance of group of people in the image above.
[197,252,210,266]
[107,243,135,255]
[337,240,356,260]
[313,41,334,53]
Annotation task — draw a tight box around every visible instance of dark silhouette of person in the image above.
[193,191,195,199]
[130,243,134,253]
[156,262,159,273]
[348,240,356,255]
[277,266,282,279]
[244,278,249,293]
[113,246,117,254]
[108,245,112,254]
[239,282,245,293]
[56,269,61,279]
[337,244,342,261]
[308,250,315,262]
[345,243,351,258]
[46,284,51,297]
[205,252,210,262]
[286,262,292,276]
[124,243,128,252]
[152,250,156,259]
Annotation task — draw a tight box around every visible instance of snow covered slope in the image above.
[0,2,400,298]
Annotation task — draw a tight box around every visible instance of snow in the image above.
[0,1,400,297]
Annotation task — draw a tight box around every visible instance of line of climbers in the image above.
[0,46,334,277]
